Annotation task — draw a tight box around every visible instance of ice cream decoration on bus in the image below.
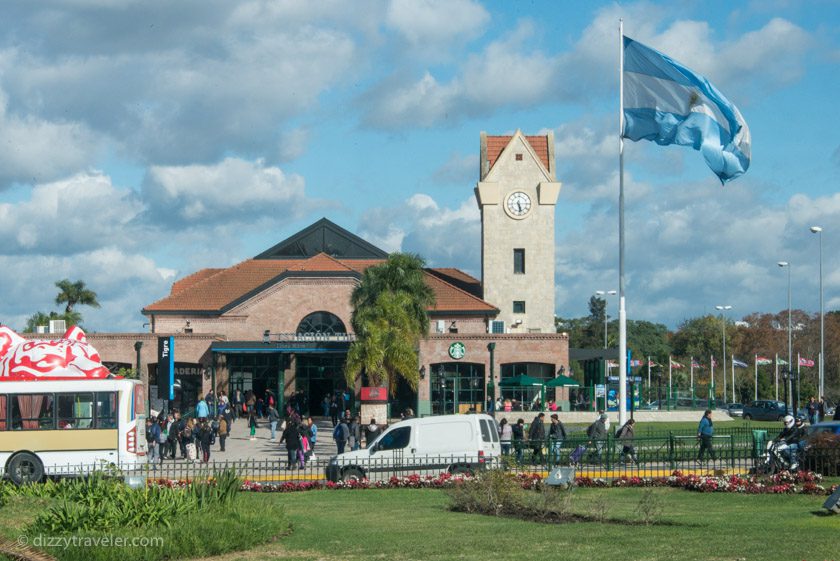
[0,325,111,380]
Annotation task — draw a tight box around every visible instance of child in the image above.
[217,415,227,452]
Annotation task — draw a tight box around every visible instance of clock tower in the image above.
[474,130,561,333]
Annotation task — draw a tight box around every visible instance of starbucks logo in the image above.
[449,342,466,360]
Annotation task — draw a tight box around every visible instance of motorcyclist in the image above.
[773,415,806,470]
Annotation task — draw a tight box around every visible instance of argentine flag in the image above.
[622,36,751,183]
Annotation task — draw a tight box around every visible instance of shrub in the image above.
[447,470,526,516]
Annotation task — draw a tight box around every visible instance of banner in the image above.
[157,336,175,401]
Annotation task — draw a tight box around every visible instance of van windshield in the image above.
[377,426,410,451]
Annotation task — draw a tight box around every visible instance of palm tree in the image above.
[55,279,100,314]
[345,253,436,393]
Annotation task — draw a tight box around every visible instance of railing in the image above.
[4,439,838,484]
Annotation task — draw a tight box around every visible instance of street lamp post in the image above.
[810,226,824,399]
[595,290,617,348]
[781,368,790,416]
[778,261,792,413]
[715,305,732,404]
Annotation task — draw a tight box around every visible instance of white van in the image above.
[326,414,500,482]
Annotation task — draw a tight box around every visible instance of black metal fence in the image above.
[5,438,839,484]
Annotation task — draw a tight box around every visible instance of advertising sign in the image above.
[360,386,389,402]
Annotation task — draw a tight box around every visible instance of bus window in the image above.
[11,394,54,430]
[134,384,146,420]
[0,395,6,431]
[95,392,117,428]
[57,393,94,429]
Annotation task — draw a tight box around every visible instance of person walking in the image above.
[248,408,258,441]
[350,416,362,451]
[333,416,350,454]
[268,403,280,441]
[696,409,716,463]
[329,397,339,427]
[548,414,567,465]
[217,415,228,452]
[280,419,302,469]
[817,397,827,422]
[806,397,818,426]
[196,397,209,421]
[617,418,638,464]
[527,412,546,464]
[146,417,160,466]
[586,413,608,463]
[198,420,212,463]
[364,418,380,448]
[511,418,525,463]
[306,416,318,448]
[499,418,512,456]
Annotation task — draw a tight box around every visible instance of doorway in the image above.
[308,379,334,417]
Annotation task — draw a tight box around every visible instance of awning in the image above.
[545,374,580,388]
[498,374,544,387]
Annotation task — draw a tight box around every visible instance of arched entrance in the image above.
[430,362,485,415]
[295,312,348,415]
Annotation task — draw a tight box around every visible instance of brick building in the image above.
[82,131,570,416]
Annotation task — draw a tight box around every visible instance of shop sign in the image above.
[448,342,466,360]
[361,387,388,402]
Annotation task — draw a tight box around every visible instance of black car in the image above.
[741,400,787,421]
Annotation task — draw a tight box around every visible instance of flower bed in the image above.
[576,470,837,496]
[148,470,837,496]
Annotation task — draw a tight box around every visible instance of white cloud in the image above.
[358,194,480,273]
[386,0,489,48]
[0,89,99,187]
[142,157,311,223]
[0,171,144,254]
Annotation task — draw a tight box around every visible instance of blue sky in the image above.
[0,0,838,333]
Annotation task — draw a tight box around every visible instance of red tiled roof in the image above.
[486,135,550,172]
[143,254,496,315]
[430,268,480,285]
[170,268,223,295]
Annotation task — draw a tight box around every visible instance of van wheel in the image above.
[449,465,473,476]
[742,414,752,420]
[341,467,365,482]
[7,453,44,485]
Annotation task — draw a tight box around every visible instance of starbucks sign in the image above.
[448,342,466,360]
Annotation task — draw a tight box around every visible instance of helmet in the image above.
[794,416,805,425]
[783,415,794,429]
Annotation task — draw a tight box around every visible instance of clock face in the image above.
[506,191,532,217]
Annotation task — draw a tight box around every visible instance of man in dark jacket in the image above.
[774,415,806,469]
[280,419,302,468]
[587,413,608,463]
[334,417,350,454]
[548,414,567,465]
[696,409,715,462]
[528,412,546,464]
[511,418,525,463]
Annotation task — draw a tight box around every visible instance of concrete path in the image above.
[215,415,338,461]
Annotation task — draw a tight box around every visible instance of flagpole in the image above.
[797,352,801,413]
[754,354,758,401]
[690,356,694,403]
[617,18,628,427]
[731,355,736,404]
[668,356,673,406]
[775,353,779,401]
[710,354,715,405]
[647,355,651,404]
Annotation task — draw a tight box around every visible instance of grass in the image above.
[565,418,781,434]
[179,487,839,561]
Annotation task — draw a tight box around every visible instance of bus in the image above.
[0,378,147,484]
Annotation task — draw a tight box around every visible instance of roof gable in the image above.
[255,218,388,260]
[481,130,554,181]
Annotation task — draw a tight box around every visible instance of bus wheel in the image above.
[7,453,44,485]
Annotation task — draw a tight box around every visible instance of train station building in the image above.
[79,131,571,417]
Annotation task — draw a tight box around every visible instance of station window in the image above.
[513,249,525,274]
[513,301,526,314]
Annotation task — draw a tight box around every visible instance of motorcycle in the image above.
[754,440,795,475]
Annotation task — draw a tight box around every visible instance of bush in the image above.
[447,470,526,516]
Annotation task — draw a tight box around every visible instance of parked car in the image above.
[326,414,500,482]
[742,400,787,421]
[726,403,744,417]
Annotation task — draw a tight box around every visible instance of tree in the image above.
[346,254,436,394]
[55,279,100,314]
[24,311,61,333]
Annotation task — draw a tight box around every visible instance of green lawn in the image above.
[213,487,838,561]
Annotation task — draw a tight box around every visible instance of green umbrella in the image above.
[545,374,580,388]
[498,374,543,387]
